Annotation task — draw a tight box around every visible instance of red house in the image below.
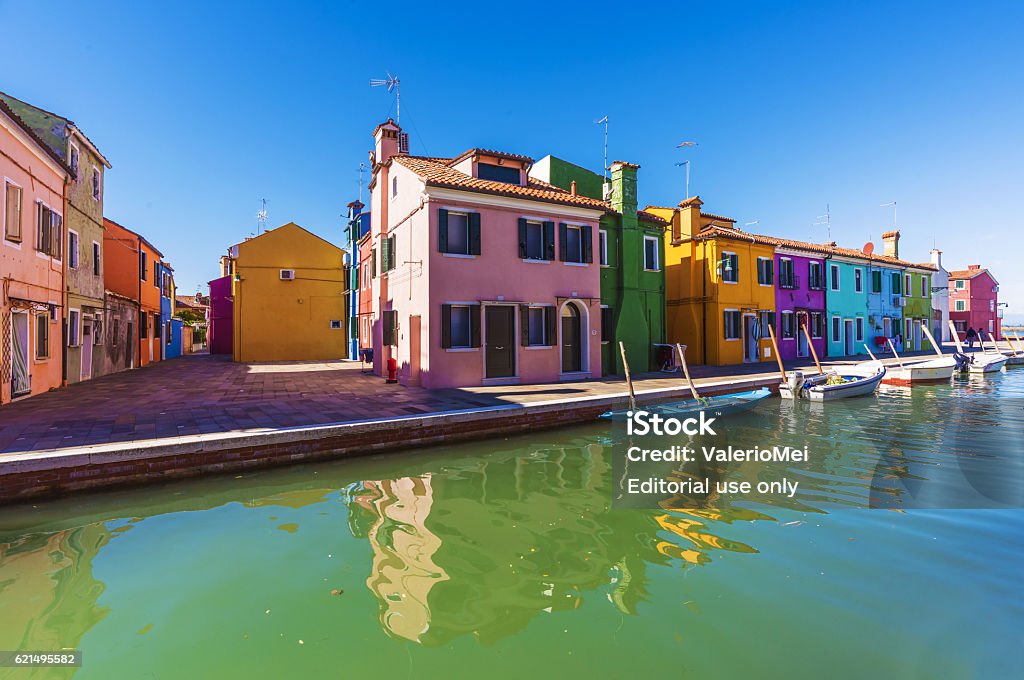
[949,265,1001,340]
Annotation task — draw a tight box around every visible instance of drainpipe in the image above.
[701,238,708,364]
[60,174,70,386]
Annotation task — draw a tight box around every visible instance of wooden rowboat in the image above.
[882,356,957,385]
[779,362,886,401]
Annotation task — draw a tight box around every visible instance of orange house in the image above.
[103,218,163,367]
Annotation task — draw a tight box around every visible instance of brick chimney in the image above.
[881,229,900,258]
[373,119,402,166]
[674,196,703,242]
[609,161,639,216]
[967,264,981,271]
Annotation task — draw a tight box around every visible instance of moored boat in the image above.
[882,356,957,385]
[778,362,886,401]
[599,388,771,421]
[949,321,1007,374]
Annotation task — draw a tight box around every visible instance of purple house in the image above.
[207,275,234,355]
[773,244,827,361]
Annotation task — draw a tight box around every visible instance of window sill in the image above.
[600,263,612,268]
[644,268,661,273]
[564,261,589,267]
[522,258,551,264]
[445,347,478,353]
[523,345,553,350]
[724,338,740,342]
[442,253,477,259]
[721,280,738,284]
[758,283,773,287]
[3,238,22,249]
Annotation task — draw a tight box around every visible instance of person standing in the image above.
[966,326,977,349]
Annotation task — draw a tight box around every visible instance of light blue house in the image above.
[158,261,183,359]
[864,262,904,353]
[167,318,184,359]
[345,200,370,361]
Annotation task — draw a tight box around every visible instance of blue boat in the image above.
[599,387,772,421]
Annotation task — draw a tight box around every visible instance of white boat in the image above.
[882,356,956,385]
[948,321,1006,374]
[779,362,886,401]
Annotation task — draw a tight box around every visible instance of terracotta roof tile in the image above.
[881,229,900,239]
[949,268,987,280]
[393,155,609,211]
[446,148,535,166]
[700,212,736,223]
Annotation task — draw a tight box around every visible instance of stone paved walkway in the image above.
[0,347,960,455]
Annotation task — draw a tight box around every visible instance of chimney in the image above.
[570,180,577,196]
[609,160,639,216]
[675,195,703,242]
[347,200,365,220]
[967,264,981,271]
[930,248,943,269]
[881,229,900,258]
[373,119,402,166]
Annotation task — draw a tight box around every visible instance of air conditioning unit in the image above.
[398,132,409,154]
[892,295,902,306]
[280,269,295,281]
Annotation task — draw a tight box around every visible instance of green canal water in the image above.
[1,372,1023,679]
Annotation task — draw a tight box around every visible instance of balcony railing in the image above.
[779,274,799,290]
[808,276,824,290]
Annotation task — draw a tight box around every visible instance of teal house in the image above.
[530,156,668,374]
[825,254,871,357]
[864,259,905,353]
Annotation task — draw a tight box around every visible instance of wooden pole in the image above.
[765,323,786,381]
[864,345,881,363]
[886,338,905,369]
[675,343,701,401]
[921,324,943,356]
[986,332,1001,355]
[948,320,965,353]
[801,323,824,374]
[1013,332,1024,355]
[619,341,636,411]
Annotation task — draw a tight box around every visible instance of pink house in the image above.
[2,97,70,404]
[366,120,606,389]
[949,265,1001,340]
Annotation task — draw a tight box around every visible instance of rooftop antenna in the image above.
[745,220,759,228]
[594,116,609,183]
[675,141,698,198]
[357,162,368,204]
[256,198,268,235]
[880,201,896,228]
[814,204,831,241]
[369,73,401,123]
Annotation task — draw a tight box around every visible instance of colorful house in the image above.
[207,274,234,355]
[1,95,70,403]
[101,290,138,373]
[648,198,776,366]
[103,217,163,367]
[159,263,183,359]
[529,156,669,374]
[772,244,826,362]
[0,91,113,385]
[950,265,1001,340]
[227,222,347,362]
[365,119,606,388]
[345,200,370,361]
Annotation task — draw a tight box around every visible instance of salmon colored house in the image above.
[949,265,1001,341]
[103,217,164,367]
[1,96,70,403]
[365,120,605,388]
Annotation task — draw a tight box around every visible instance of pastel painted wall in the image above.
[902,268,934,351]
[207,275,233,355]
[824,258,871,357]
[1,107,67,403]
[166,318,183,359]
[863,264,904,353]
[773,251,826,362]
[950,267,1001,340]
[232,223,346,362]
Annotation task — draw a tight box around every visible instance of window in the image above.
[381,235,397,272]
[35,313,49,359]
[68,230,79,269]
[166,321,173,345]
[153,262,159,287]
[780,311,796,339]
[809,312,824,338]
[140,317,147,338]
[759,257,775,286]
[643,236,659,271]
[93,241,101,276]
[92,167,101,200]
[68,309,81,346]
[720,252,739,283]
[921,276,928,298]
[520,220,547,260]
[891,272,902,295]
[601,307,613,343]
[560,223,592,264]
[329,320,343,330]
[70,143,79,175]
[724,310,741,340]
[438,209,480,256]
[5,181,22,242]
[94,315,103,345]
[442,304,474,348]
[391,176,398,198]
[856,317,864,342]
[904,274,911,296]
[829,264,840,290]
[871,270,882,293]
[141,251,147,280]
[831,316,841,342]
[759,311,775,334]
[35,203,62,258]
[955,280,965,290]
[362,261,370,288]
[808,261,824,290]
[599,229,608,266]
[854,268,863,293]
[989,320,994,333]
[779,258,794,288]
[955,299,966,312]
[989,300,995,312]
[477,163,521,184]
[522,306,554,347]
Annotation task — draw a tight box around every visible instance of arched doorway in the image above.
[561,302,582,373]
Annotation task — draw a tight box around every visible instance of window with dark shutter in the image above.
[441,304,452,348]
[601,307,613,343]
[559,223,569,261]
[371,248,377,278]
[438,208,449,253]
[581,225,593,263]
[518,219,528,259]
[468,213,481,255]
[520,305,530,345]
[545,306,556,346]
[543,221,555,260]
[382,310,397,346]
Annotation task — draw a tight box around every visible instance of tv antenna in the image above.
[675,141,697,198]
[357,162,368,204]
[880,201,896,228]
[256,198,268,235]
[594,116,609,184]
[814,204,831,241]
[369,73,401,123]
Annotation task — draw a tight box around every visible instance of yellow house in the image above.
[647,198,776,366]
[230,222,347,362]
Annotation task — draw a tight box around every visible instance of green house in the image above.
[531,156,667,374]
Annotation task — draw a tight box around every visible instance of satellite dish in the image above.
[863,242,875,255]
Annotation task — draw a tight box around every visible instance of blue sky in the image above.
[3,1,1022,320]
